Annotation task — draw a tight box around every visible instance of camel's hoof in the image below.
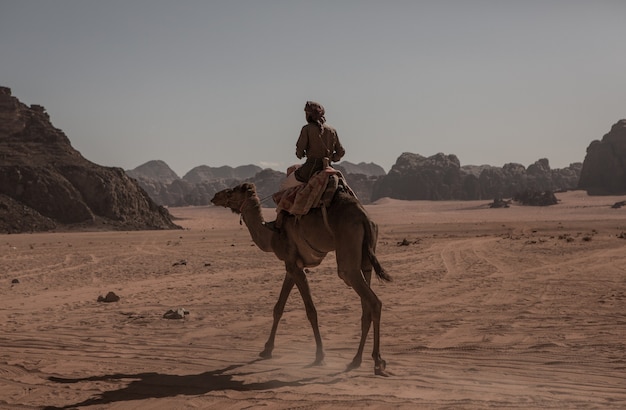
[374,359,389,377]
[259,349,272,359]
[345,359,362,372]
[311,359,325,367]
[375,368,391,377]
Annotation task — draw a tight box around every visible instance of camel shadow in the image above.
[44,359,339,409]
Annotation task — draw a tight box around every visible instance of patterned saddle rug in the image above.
[272,167,355,216]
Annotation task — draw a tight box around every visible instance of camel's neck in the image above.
[240,195,273,252]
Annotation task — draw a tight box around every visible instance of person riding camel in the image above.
[295,101,345,181]
[265,101,346,232]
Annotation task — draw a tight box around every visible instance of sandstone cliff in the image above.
[578,119,626,195]
[371,152,581,202]
[0,87,180,233]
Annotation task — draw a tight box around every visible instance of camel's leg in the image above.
[335,225,387,375]
[350,275,388,376]
[338,263,385,375]
[289,265,325,365]
[347,267,373,372]
[260,272,294,359]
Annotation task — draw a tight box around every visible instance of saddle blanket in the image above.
[272,167,346,216]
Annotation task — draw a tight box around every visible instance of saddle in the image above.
[272,167,355,217]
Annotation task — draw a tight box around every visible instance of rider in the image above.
[265,101,346,232]
[295,101,345,182]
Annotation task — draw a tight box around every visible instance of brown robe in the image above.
[294,122,345,183]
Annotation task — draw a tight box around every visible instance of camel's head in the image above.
[211,183,257,213]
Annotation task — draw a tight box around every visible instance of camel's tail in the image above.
[364,219,392,283]
[371,251,392,282]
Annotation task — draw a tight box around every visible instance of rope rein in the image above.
[258,193,274,205]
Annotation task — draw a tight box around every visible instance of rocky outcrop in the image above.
[182,164,262,184]
[513,189,559,206]
[130,151,582,206]
[477,159,580,199]
[550,162,582,192]
[171,168,283,207]
[0,194,57,232]
[247,168,285,203]
[335,161,386,177]
[127,161,271,206]
[372,153,467,200]
[126,160,179,184]
[371,152,582,202]
[127,160,385,206]
[0,86,180,233]
[578,119,626,195]
[127,146,587,206]
[333,161,385,201]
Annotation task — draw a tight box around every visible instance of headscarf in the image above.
[304,101,326,125]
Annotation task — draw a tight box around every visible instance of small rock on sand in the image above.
[97,291,120,303]
[163,308,189,319]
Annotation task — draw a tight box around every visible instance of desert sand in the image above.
[1,190,625,409]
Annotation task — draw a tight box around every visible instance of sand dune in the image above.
[1,190,625,409]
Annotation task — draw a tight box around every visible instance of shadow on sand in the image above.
[44,359,341,409]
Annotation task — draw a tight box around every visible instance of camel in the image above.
[211,182,392,376]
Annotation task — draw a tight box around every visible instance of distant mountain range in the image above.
[124,160,385,206]
[126,160,386,183]
[126,155,587,207]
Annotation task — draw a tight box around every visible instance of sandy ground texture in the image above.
[1,190,626,409]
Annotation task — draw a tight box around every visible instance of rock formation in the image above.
[477,160,580,200]
[182,164,262,184]
[335,161,386,177]
[127,160,383,206]
[578,119,626,195]
[371,152,582,202]
[247,168,285,204]
[126,160,180,184]
[0,86,180,233]
[513,189,559,206]
[127,162,272,206]
[130,151,582,206]
[372,152,467,200]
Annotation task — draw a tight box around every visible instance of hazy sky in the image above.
[2,1,625,176]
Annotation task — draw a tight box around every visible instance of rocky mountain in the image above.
[578,119,626,195]
[371,152,582,202]
[475,159,582,200]
[182,164,262,184]
[129,150,585,206]
[0,86,180,233]
[372,153,466,200]
[335,161,386,177]
[127,161,269,206]
[126,160,179,184]
[126,160,384,207]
